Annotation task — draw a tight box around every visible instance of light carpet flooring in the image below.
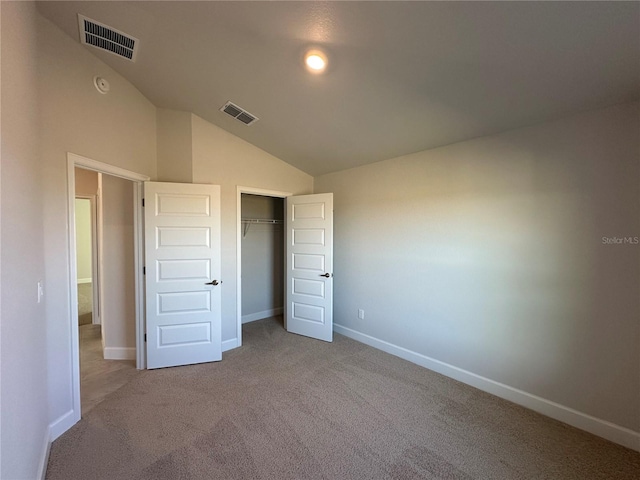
[48,316,639,479]
[80,324,137,415]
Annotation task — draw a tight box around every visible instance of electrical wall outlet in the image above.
[358,309,365,320]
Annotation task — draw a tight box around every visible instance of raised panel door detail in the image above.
[158,291,211,315]
[292,302,324,324]
[157,227,210,248]
[157,259,211,281]
[293,253,325,272]
[145,181,221,369]
[158,322,212,347]
[292,203,325,220]
[293,228,325,246]
[156,193,210,217]
[293,278,325,298]
[286,193,333,343]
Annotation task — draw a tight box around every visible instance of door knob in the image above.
[319,273,331,278]
[205,280,220,286]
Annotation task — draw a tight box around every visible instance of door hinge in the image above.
[144,334,147,342]
[142,198,145,207]
[143,266,146,275]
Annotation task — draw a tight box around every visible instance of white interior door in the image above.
[285,193,333,342]
[144,182,222,369]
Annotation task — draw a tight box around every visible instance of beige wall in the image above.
[101,175,136,353]
[75,167,98,197]
[37,13,157,423]
[0,2,49,478]
[314,102,640,435]
[157,109,192,183]
[191,114,313,340]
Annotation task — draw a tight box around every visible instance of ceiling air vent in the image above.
[220,102,259,126]
[77,14,139,62]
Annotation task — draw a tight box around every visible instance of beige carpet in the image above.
[47,317,639,479]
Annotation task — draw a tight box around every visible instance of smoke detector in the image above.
[93,76,110,94]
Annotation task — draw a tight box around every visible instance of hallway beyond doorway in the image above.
[80,324,138,415]
[77,283,92,325]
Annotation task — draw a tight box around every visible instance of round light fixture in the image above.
[305,50,327,73]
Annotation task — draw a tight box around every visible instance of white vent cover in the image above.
[220,101,259,126]
[77,14,139,62]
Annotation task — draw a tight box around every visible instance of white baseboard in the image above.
[37,426,52,480]
[48,409,78,442]
[77,278,92,284]
[334,323,640,452]
[222,338,239,352]
[103,347,136,360]
[242,307,283,324]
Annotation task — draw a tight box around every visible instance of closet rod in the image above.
[241,218,283,237]
[241,218,283,224]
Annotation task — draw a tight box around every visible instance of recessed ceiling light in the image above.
[305,49,327,73]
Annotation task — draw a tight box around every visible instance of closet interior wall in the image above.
[241,194,285,323]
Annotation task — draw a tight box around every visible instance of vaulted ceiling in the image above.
[36,1,640,176]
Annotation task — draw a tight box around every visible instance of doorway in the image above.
[241,194,285,323]
[74,167,141,414]
[65,153,149,428]
[236,186,291,347]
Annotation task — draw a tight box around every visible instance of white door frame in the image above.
[74,194,100,325]
[66,152,149,422]
[236,186,291,347]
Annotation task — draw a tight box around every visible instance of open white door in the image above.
[285,193,333,342]
[144,182,222,369]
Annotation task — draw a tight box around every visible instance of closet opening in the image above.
[236,187,291,347]
[241,194,285,322]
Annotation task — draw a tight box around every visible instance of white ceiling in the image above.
[36,1,640,176]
